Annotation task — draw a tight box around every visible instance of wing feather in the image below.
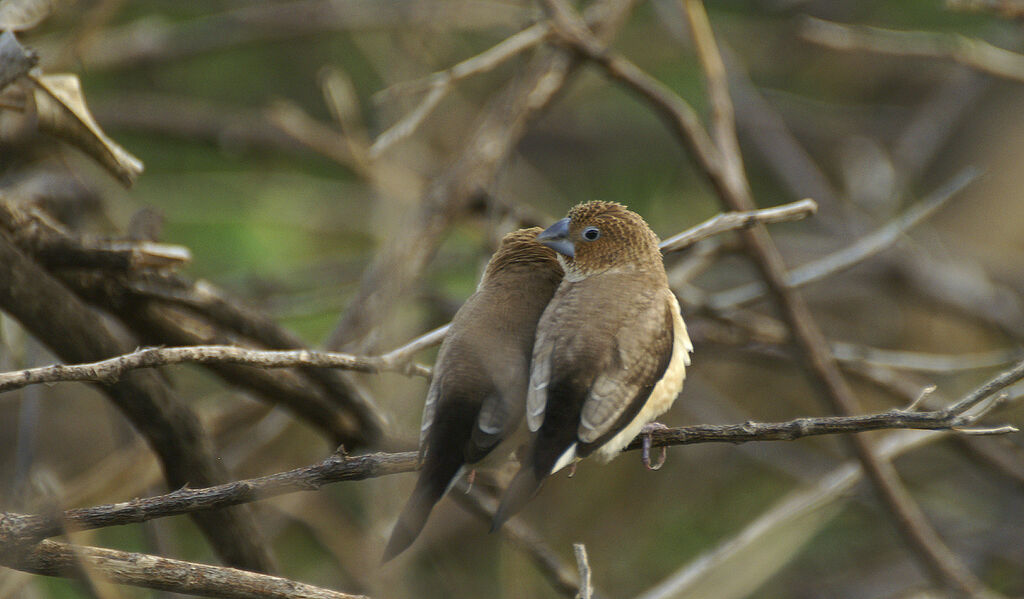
[526,327,553,432]
[577,289,674,445]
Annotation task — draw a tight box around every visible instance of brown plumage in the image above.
[493,201,692,529]
[383,228,562,561]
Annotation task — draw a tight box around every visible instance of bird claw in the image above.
[641,422,669,470]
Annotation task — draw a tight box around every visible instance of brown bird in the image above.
[492,201,692,529]
[383,228,563,561]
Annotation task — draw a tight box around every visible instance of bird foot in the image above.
[567,461,578,478]
[641,422,669,470]
[465,468,476,493]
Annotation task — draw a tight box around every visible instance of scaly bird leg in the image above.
[641,422,669,470]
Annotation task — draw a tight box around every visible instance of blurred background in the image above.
[2,0,1024,598]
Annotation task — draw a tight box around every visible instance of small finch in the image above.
[383,228,563,561]
[493,201,692,529]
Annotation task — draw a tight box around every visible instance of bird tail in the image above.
[382,456,462,562]
[491,465,545,532]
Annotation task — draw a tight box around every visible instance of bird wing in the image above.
[418,377,442,462]
[526,295,558,433]
[576,286,675,446]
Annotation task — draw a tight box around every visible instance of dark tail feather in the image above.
[491,465,545,532]
[382,481,445,562]
[383,446,466,562]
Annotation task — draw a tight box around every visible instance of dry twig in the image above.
[6,540,367,599]
[659,198,817,254]
[707,167,979,308]
[370,22,552,158]
[0,345,431,394]
[801,16,1024,83]
[573,543,593,599]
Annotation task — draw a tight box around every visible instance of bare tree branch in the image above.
[49,0,530,71]
[0,197,385,446]
[800,16,1024,83]
[3,355,1019,547]
[0,345,430,394]
[370,22,552,158]
[0,230,274,573]
[832,343,1022,373]
[573,543,593,599]
[681,2,995,594]
[659,198,817,254]
[707,167,979,309]
[5,540,367,599]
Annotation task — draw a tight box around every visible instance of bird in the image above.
[382,227,563,561]
[492,201,692,530]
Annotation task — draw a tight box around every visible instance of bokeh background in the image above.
[2,1,1024,598]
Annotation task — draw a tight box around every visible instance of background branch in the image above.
[5,540,367,599]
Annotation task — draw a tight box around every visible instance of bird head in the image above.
[537,201,662,279]
[482,227,563,283]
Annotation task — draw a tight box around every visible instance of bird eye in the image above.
[582,226,600,241]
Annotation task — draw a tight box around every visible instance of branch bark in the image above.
[0,230,274,573]
[6,540,367,599]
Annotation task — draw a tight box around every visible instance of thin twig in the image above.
[5,539,367,599]
[0,230,273,572]
[833,343,1023,373]
[50,0,529,71]
[659,199,817,254]
[800,16,1024,83]
[707,168,980,309]
[0,451,420,544]
[573,544,593,599]
[370,22,552,158]
[0,344,432,395]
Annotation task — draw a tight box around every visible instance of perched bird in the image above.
[383,228,563,561]
[492,201,692,529]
